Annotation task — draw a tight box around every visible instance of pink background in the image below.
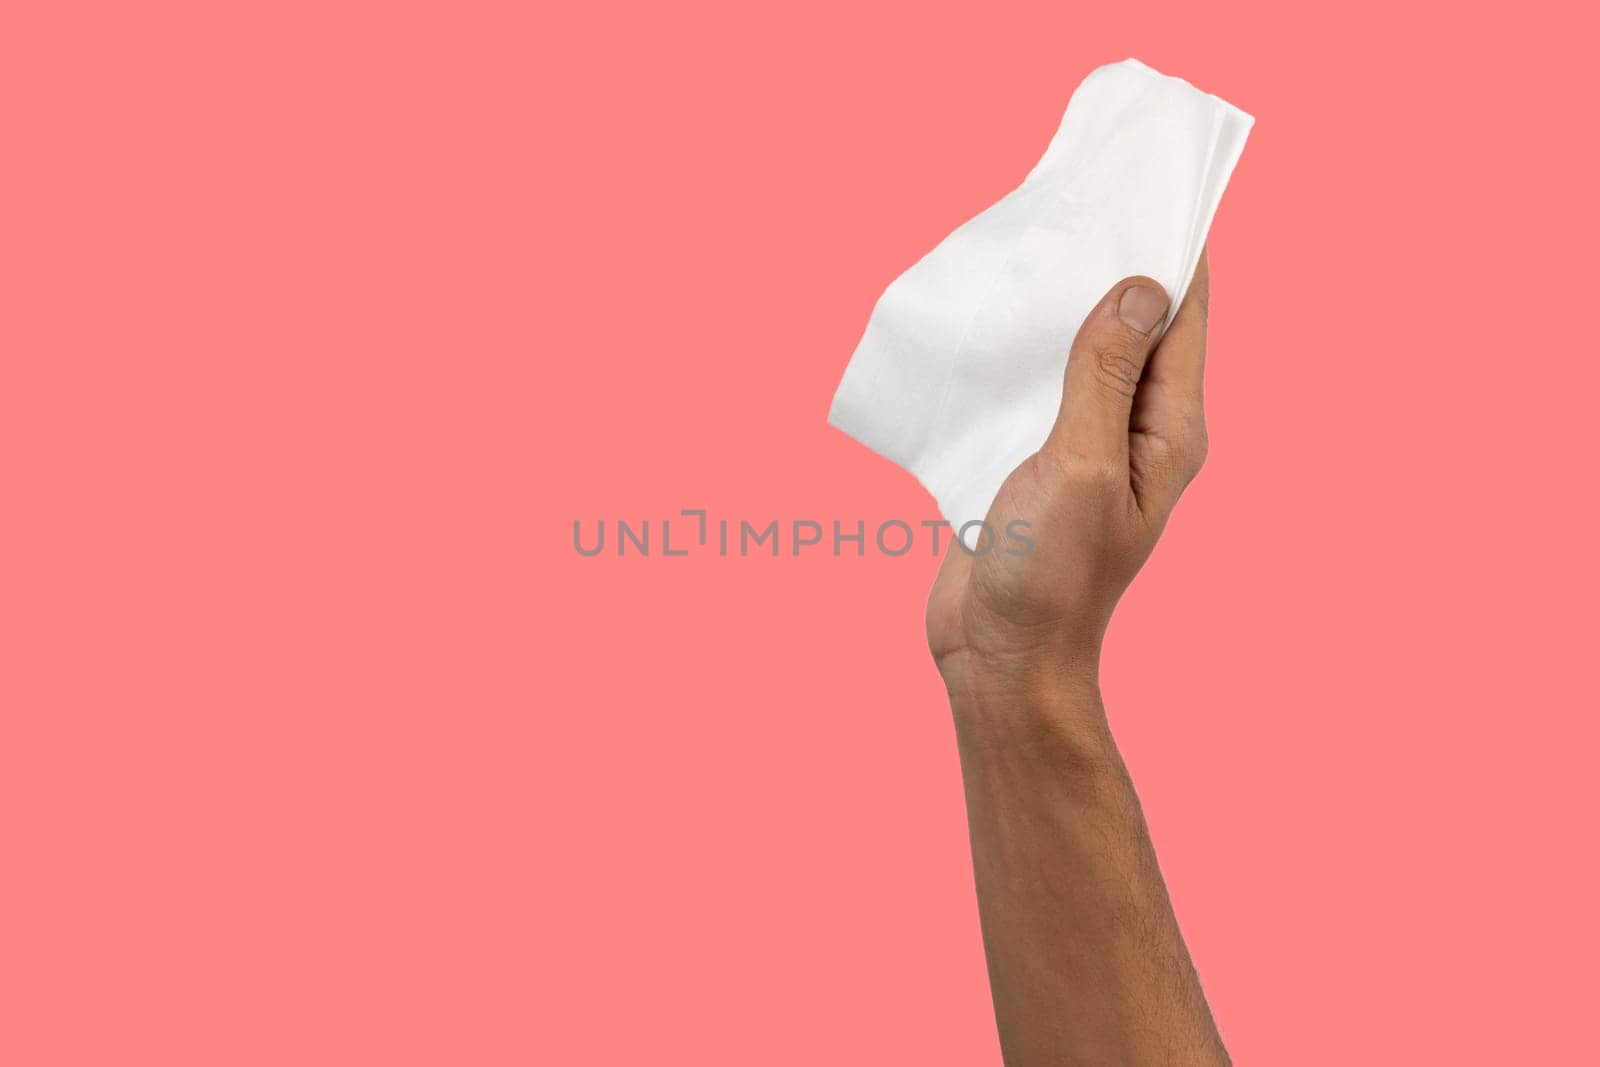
[4,2,1597,1063]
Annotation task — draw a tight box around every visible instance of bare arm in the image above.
[927,257,1226,1064]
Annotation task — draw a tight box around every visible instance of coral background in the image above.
[4,2,1596,1063]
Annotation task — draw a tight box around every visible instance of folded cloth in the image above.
[828,59,1253,545]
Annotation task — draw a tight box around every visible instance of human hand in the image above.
[926,253,1212,703]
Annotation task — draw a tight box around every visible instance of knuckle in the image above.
[1138,422,1207,488]
[1176,414,1209,480]
[1161,406,1208,475]
[1090,338,1144,400]
[1063,453,1125,495]
[1168,420,1208,477]
[1167,443,1205,486]
[1024,448,1069,487]
[1186,427,1210,477]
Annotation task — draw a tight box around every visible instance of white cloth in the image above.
[828,59,1252,541]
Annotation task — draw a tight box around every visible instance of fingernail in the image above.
[1118,285,1169,334]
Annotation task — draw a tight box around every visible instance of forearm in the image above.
[946,669,1227,1066]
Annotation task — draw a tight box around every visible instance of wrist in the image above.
[940,652,1119,768]
[936,641,1101,708]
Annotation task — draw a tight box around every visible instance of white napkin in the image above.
[828,59,1252,543]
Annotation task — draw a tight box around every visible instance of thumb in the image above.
[1046,277,1170,464]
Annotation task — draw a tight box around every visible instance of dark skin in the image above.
[927,254,1227,1065]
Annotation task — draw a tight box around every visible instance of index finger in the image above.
[1143,248,1209,402]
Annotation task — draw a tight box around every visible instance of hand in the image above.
[926,253,1212,701]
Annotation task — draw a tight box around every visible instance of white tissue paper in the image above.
[828,59,1252,543]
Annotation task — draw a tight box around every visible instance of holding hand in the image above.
[927,253,1212,698]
